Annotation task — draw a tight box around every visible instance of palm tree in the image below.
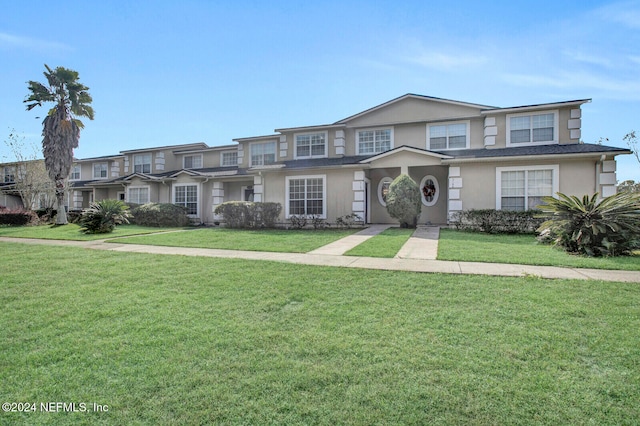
[24,65,94,224]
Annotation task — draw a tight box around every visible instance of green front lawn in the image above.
[344,227,413,257]
[109,228,359,253]
[0,223,179,241]
[1,242,638,424]
[438,229,640,271]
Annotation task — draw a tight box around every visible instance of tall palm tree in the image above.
[25,65,94,224]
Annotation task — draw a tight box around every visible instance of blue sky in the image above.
[1,0,639,181]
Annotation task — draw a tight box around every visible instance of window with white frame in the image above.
[93,163,108,179]
[69,165,81,180]
[286,175,326,218]
[250,142,276,167]
[3,166,16,183]
[221,151,238,167]
[183,154,202,169]
[496,165,558,211]
[128,186,150,205]
[174,184,198,216]
[357,128,392,155]
[133,154,152,173]
[427,121,469,150]
[295,132,327,159]
[507,111,558,146]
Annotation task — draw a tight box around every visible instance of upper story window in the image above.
[3,166,16,183]
[133,154,151,173]
[507,111,558,146]
[183,154,202,169]
[295,132,327,159]
[69,165,81,180]
[221,151,238,167]
[427,121,469,150]
[250,142,276,167]
[93,163,108,179]
[357,128,393,155]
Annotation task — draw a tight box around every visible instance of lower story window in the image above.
[128,187,149,205]
[174,184,198,215]
[497,165,558,211]
[286,175,326,218]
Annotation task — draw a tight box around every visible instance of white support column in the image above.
[72,190,83,210]
[155,152,165,171]
[600,160,617,197]
[352,170,366,221]
[253,175,263,203]
[448,166,463,221]
[279,135,288,158]
[335,130,345,156]
[212,181,224,219]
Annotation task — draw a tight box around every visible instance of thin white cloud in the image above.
[0,32,71,51]
[594,0,640,29]
[502,70,640,101]
[406,51,488,71]
[562,50,613,68]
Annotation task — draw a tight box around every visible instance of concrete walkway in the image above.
[308,224,392,255]
[1,233,639,283]
[395,226,440,260]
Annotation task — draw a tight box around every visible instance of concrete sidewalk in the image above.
[1,235,639,283]
[395,226,440,260]
[307,224,392,255]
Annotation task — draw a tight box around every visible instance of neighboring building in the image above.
[1,94,631,225]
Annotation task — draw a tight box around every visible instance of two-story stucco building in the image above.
[2,94,631,225]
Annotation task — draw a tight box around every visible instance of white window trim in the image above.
[356,127,394,155]
[133,154,152,173]
[420,175,439,207]
[183,154,203,169]
[285,174,327,219]
[495,165,559,210]
[69,165,81,181]
[426,120,470,150]
[377,177,393,207]
[4,166,16,183]
[127,185,150,204]
[293,131,328,159]
[172,183,200,218]
[221,150,238,167]
[506,110,559,147]
[93,162,108,179]
[249,141,278,167]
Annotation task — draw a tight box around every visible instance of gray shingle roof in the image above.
[433,143,630,159]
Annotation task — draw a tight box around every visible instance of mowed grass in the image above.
[344,227,413,257]
[1,242,639,425]
[109,228,359,253]
[438,229,640,271]
[0,223,178,241]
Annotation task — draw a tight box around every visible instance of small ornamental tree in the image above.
[386,174,421,228]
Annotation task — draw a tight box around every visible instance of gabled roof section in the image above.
[481,99,591,115]
[334,94,496,124]
[359,145,453,163]
[121,142,209,154]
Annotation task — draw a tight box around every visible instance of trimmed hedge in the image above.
[0,209,38,226]
[450,209,546,234]
[130,203,191,227]
[214,201,282,228]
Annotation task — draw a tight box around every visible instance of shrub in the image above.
[0,208,38,226]
[310,214,327,230]
[386,174,421,228]
[79,199,132,234]
[450,209,545,234]
[335,213,362,229]
[214,201,282,228]
[130,203,190,227]
[288,215,308,229]
[537,192,640,256]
